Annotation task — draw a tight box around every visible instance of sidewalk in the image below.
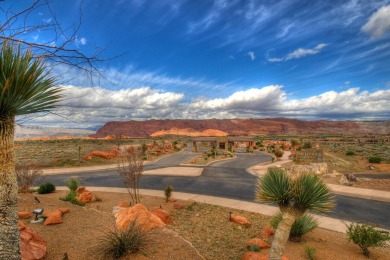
[56,186,369,234]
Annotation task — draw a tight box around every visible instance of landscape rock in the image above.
[77,187,93,203]
[346,173,357,182]
[19,221,47,260]
[18,211,31,219]
[168,198,177,202]
[151,208,173,224]
[173,203,185,210]
[230,213,251,227]
[260,226,274,239]
[58,208,70,214]
[246,238,270,249]
[322,173,337,178]
[114,204,165,232]
[44,210,63,225]
[339,175,352,186]
[368,165,375,170]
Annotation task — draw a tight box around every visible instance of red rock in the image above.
[242,252,288,260]
[18,211,31,219]
[230,213,251,227]
[44,210,63,225]
[19,221,47,260]
[168,198,177,202]
[151,208,173,224]
[18,221,27,231]
[246,238,270,249]
[58,208,70,214]
[173,203,185,210]
[114,204,165,232]
[77,187,93,203]
[260,226,274,239]
[117,201,131,207]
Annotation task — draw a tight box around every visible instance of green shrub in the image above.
[97,220,145,259]
[368,156,382,164]
[271,212,318,241]
[66,176,81,192]
[345,150,355,156]
[346,223,390,257]
[60,191,85,206]
[274,150,284,159]
[37,182,56,194]
[303,244,316,260]
[302,142,312,149]
[249,244,260,252]
[164,184,173,202]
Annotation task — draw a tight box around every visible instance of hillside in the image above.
[90,118,390,138]
[15,125,95,139]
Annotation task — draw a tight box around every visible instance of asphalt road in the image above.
[43,150,390,229]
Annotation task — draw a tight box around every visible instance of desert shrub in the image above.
[60,191,85,206]
[15,162,43,193]
[274,150,284,159]
[66,176,81,192]
[37,182,56,194]
[249,244,260,252]
[303,244,316,260]
[345,150,355,156]
[368,156,382,164]
[346,223,390,257]
[302,142,312,149]
[164,184,173,202]
[271,212,318,241]
[118,149,143,205]
[97,220,145,259]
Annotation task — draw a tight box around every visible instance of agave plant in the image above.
[256,168,334,260]
[0,41,61,259]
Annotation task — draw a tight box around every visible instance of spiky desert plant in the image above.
[0,41,61,259]
[164,184,173,202]
[271,212,318,241]
[256,168,334,260]
[66,176,81,192]
[303,244,316,260]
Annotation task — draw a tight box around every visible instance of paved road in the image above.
[44,151,390,229]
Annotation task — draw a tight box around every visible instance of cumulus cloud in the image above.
[362,5,390,38]
[17,85,389,128]
[74,37,87,46]
[268,43,329,62]
[247,51,255,61]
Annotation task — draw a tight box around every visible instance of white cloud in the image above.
[42,18,52,23]
[268,43,329,62]
[80,37,87,45]
[247,51,255,61]
[74,37,87,47]
[362,5,390,38]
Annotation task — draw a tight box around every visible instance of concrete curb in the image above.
[180,156,237,167]
[55,186,387,234]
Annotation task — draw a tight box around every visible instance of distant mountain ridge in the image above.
[90,118,390,138]
[15,125,95,138]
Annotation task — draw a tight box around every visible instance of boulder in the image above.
[58,208,70,214]
[260,226,274,239]
[18,212,31,219]
[246,238,270,249]
[151,208,173,224]
[339,175,352,186]
[173,203,185,210]
[242,252,288,260]
[114,204,165,232]
[346,173,357,182]
[368,165,375,170]
[19,221,47,260]
[77,187,93,203]
[44,210,63,225]
[230,213,251,227]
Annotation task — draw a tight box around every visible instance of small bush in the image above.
[37,182,56,194]
[164,184,173,202]
[274,150,284,159]
[16,162,43,193]
[249,244,260,252]
[66,177,81,192]
[303,244,316,260]
[346,223,390,257]
[271,212,318,241]
[97,220,145,259]
[368,156,382,164]
[345,150,355,156]
[60,191,85,206]
[302,142,312,149]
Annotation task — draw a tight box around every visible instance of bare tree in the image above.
[118,148,143,205]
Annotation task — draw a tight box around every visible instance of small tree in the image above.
[15,162,43,193]
[274,150,284,160]
[118,149,143,205]
[164,184,173,202]
[346,223,390,257]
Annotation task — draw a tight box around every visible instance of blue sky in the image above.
[5,0,390,128]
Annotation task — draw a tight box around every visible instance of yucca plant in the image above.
[256,168,334,260]
[0,41,61,259]
[271,212,318,242]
